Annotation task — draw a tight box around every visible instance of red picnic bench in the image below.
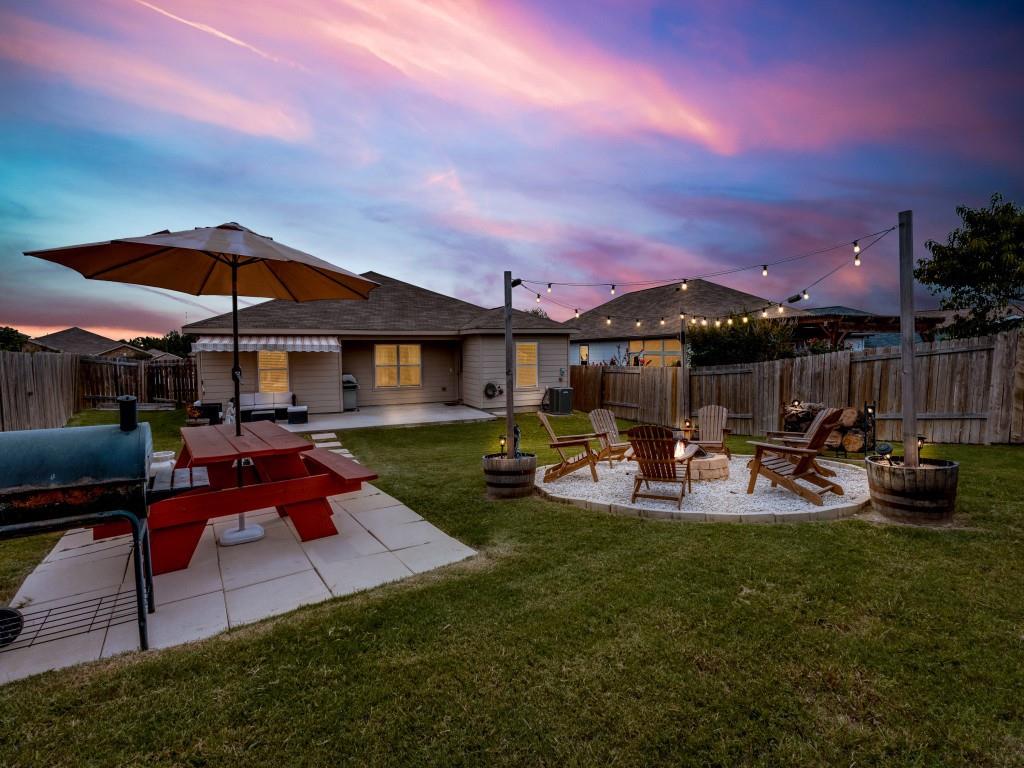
[95,421,377,574]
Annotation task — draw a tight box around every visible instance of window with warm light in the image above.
[626,338,681,366]
[375,344,421,388]
[579,344,589,363]
[515,342,538,389]
[257,350,289,392]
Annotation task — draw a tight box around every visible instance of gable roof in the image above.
[805,305,875,316]
[569,279,808,341]
[30,327,148,356]
[183,272,573,336]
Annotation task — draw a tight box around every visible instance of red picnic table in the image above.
[103,421,376,575]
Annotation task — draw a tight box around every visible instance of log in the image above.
[841,429,865,453]
[824,429,843,449]
[839,407,859,428]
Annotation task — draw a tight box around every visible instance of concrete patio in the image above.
[0,436,475,685]
[282,403,496,433]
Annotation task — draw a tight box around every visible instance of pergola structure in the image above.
[794,311,946,350]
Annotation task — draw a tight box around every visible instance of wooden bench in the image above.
[147,466,211,503]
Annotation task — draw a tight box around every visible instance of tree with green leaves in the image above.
[916,194,1024,338]
[0,326,29,352]
[121,330,196,358]
[687,318,795,366]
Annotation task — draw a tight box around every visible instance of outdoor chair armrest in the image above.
[549,438,595,450]
[766,430,806,439]
[746,441,819,456]
[559,432,602,440]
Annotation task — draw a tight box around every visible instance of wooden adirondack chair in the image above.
[692,405,731,458]
[746,408,844,505]
[537,412,600,483]
[589,408,631,466]
[766,408,837,477]
[627,425,695,509]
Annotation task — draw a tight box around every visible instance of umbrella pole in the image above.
[219,256,265,546]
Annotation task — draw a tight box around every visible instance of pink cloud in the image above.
[0,11,310,142]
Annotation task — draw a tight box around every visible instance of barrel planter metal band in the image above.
[865,456,959,522]
[482,454,537,499]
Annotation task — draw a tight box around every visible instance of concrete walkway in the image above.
[283,403,496,432]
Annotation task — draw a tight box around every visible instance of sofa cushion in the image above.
[238,393,256,408]
[273,391,294,407]
[254,392,275,407]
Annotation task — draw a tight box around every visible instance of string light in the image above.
[701,317,708,326]
[761,309,768,318]
[547,283,552,293]
[660,317,665,326]
[778,304,785,313]
[606,316,612,325]
[635,318,641,327]
[854,252,861,267]
[854,241,861,267]
[727,317,733,326]
[536,293,541,303]
[690,317,697,325]
[714,319,721,328]
[762,265,768,277]
[610,285,616,295]
[679,311,685,320]
[853,240,861,254]
[802,289,810,301]
[574,308,580,319]
[742,315,749,323]
[681,279,688,291]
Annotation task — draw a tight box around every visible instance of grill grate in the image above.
[1,590,139,653]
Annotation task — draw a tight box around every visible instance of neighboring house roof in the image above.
[146,348,182,360]
[804,305,876,316]
[569,279,808,341]
[182,272,573,337]
[29,327,149,357]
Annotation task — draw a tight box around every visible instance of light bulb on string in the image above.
[802,289,809,301]
[777,304,785,314]
[742,315,749,323]
[610,285,616,295]
[635,319,641,327]
[535,293,541,303]
[546,283,552,293]
[761,309,768,318]
[606,316,612,325]
[679,311,685,320]
[660,317,665,326]
[714,319,721,328]
[681,279,688,291]
[574,308,580,319]
[700,317,707,326]
[727,317,733,326]
[762,265,768,277]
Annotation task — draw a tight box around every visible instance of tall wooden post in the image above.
[504,270,516,459]
[899,210,919,467]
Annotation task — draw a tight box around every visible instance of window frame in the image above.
[374,343,423,389]
[257,350,289,393]
[515,341,539,390]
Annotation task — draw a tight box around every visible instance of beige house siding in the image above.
[197,350,342,413]
[461,334,569,411]
[342,340,460,407]
[197,351,257,405]
[287,351,343,413]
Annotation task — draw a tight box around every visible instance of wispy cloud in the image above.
[131,0,307,71]
[0,11,310,141]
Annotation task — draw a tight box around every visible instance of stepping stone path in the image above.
[310,432,355,460]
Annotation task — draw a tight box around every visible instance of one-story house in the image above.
[182,272,574,414]
[567,280,807,365]
[146,348,183,361]
[23,326,151,359]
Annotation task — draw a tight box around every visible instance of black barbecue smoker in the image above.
[0,397,156,652]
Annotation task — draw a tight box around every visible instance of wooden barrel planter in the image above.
[482,453,537,499]
[865,456,959,522]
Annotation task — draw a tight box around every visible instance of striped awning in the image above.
[192,335,341,353]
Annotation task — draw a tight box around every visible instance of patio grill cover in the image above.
[193,335,340,353]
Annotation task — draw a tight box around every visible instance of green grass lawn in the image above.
[1,411,1022,766]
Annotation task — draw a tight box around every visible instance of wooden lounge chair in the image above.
[746,408,844,506]
[537,412,600,483]
[766,408,837,477]
[588,408,631,466]
[691,405,731,458]
[627,425,694,509]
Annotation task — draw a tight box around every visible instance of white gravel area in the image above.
[535,455,869,523]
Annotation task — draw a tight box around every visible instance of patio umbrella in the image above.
[26,222,378,544]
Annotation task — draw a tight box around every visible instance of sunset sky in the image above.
[1,0,1022,339]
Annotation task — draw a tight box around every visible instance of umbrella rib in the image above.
[84,246,175,279]
[195,254,220,296]
[306,265,375,299]
[263,261,300,301]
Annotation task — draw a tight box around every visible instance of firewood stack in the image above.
[783,402,868,453]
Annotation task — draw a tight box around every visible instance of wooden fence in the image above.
[0,351,81,432]
[0,352,197,432]
[571,329,1024,444]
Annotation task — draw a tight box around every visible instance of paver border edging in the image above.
[533,456,870,524]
